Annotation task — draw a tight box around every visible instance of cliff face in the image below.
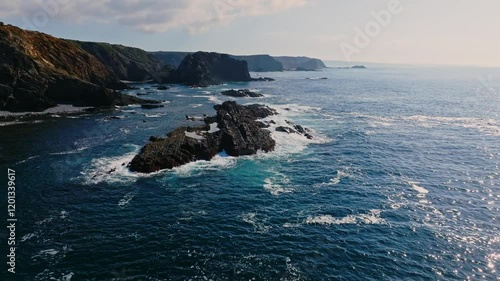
[152,52,284,72]
[71,41,163,82]
[234,55,283,72]
[274,56,327,70]
[167,52,252,87]
[0,24,150,112]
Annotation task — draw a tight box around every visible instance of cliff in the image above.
[274,56,327,71]
[70,41,163,82]
[0,24,152,112]
[233,55,283,72]
[166,52,252,87]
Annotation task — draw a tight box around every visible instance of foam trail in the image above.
[305,209,386,225]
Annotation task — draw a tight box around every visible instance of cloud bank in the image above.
[0,0,307,33]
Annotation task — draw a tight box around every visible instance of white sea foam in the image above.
[80,144,144,185]
[172,155,237,177]
[38,249,60,256]
[283,223,302,228]
[408,181,429,194]
[241,212,271,234]
[20,233,37,242]
[259,110,330,156]
[15,155,40,165]
[62,272,74,281]
[60,211,69,219]
[191,104,203,108]
[305,209,386,225]
[263,169,293,195]
[49,145,89,156]
[316,169,352,187]
[144,113,165,118]
[118,192,135,208]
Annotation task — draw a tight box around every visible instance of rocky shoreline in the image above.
[128,101,312,173]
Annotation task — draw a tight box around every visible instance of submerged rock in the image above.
[221,89,264,98]
[252,77,275,82]
[129,101,277,173]
[141,104,165,109]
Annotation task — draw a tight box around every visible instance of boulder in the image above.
[221,89,264,98]
[165,52,252,87]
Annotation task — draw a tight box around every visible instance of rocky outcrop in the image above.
[276,120,313,139]
[0,24,155,112]
[274,56,327,71]
[72,41,164,82]
[221,89,264,97]
[129,101,276,173]
[166,52,252,87]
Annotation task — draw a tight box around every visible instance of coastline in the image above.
[0,104,101,126]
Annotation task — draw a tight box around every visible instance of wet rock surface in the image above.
[221,89,264,98]
[129,101,277,173]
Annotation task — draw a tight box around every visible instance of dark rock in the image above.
[274,56,327,71]
[156,86,169,90]
[221,89,264,98]
[141,104,165,109]
[165,52,252,87]
[351,65,366,69]
[276,122,314,139]
[276,126,297,134]
[149,136,166,142]
[0,24,158,112]
[70,40,164,82]
[129,101,277,173]
[252,77,275,82]
[296,67,318,71]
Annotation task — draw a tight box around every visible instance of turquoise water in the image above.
[1,66,499,280]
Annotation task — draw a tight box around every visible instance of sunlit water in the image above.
[1,65,499,280]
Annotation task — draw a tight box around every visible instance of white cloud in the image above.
[0,0,308,33]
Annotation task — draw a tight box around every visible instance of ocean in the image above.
[1,65,499,280]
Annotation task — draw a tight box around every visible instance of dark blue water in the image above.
[1,66,499,280]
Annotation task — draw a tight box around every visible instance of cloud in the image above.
[0,0,308,33]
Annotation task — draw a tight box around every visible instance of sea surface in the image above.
[1,65,499,280]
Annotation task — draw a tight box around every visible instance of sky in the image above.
[1,0,499,67]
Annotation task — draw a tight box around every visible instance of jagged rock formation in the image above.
[274,56,327,71]
[221,89,264,97]
[129,101,277,173]
[0,24,154,112]
[276,120,313,139]
[165,52,252,87]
